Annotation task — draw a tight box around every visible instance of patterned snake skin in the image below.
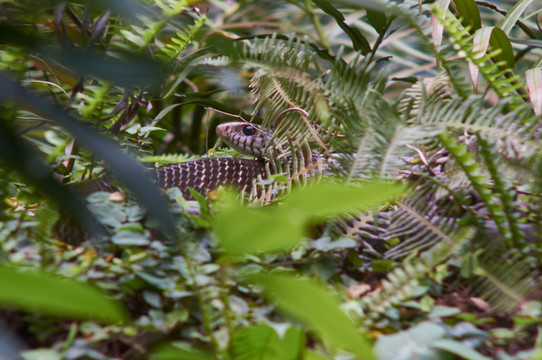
[75,122,272,200]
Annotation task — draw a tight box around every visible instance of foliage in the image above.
[1,0,542,359]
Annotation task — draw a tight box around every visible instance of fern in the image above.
[361,227,475,325]
[119,0,188,49]
[474,251,541,313]
[431,6,526,106]
[158,15,206,62]
[438,132,513,243]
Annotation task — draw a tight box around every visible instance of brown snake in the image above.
[81,121,326,200]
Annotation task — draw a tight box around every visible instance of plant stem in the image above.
[304,0,330,51]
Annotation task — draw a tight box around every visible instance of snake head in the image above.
[216,122,270,158]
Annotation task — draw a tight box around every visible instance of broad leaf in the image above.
[247,273,374,360]
[284,180,404,218]
[231,324,305,360]
[0,266,128,323]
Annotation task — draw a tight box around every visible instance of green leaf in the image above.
[284,180,404,218]
[149,342,214,360]
[246,273,374,360]
[431,339,491,360]
[0,266,128,323]
[0,75,177,241]
[215,199,304,256]
[311,0,371,54]
[453,0,481,30]
[366,9,387,34]
[488,27,515,68]
[216,182,404,256]
[498,0,534,34]
[0,120,103,236]
[20,349,61,360]
[231,324,305,360]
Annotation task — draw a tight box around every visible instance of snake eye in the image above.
[243,125,256,136]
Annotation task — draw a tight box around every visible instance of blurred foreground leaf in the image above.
[0,266,129,323]
[216,181,404,256]
[149,342,215,360]
[0,75,176,240]
[231,324,305,360]
[247,273,374,360]
[284,180,404,218]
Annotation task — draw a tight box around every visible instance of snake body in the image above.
[76,122,278,200]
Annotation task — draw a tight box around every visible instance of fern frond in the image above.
[476,135,522,245]
[361,227,475,324]
[159,15,206,62]
[431,6,526,106]
[383,186,462,260]
[438,132,512,243]
[474,252,540,313]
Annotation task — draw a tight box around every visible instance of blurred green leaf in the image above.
[366,9,388,34]
[43,46,164,95]
[311,0,371,54]
[284,180,404,218]
[431,339,490,360]
[0,75,177,241]
[498,0,534,34]
[231,324,305,360]
[84,0,154,21]
[149,342,215,360]
[0,266,129,323]
[215,195,304,256]
[216,182,403,256]
[488,27,515,68]
[453,0,481,30]
[0,119,103,236]
[247,273,374,360]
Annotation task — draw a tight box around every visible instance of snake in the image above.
[78,121,327,200]
[57,121,344,244]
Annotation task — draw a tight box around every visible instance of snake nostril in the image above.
[243,125,256,136]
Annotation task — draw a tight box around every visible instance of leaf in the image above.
[453,0,481,30]
[149,342,214,360]
[231,324,305,360]
[376,322,447,360]
[216,182,404,256]
[85,0,154,21]
[498,0,534,34]
[526,67,542,115]
[246,273,374,359]
[215,197,304,256]
[20,349,61,360]
[468,27,514,92]
[284,180,404,218]
[0,266,128,323]
[431,0,452,49]
[366,9,387,34]
[0,75,177,241]
[0,120,103,236]
[431,339,491,360]
[488,27,514,68]
[43,46,164,95]
[311,0,371,54]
